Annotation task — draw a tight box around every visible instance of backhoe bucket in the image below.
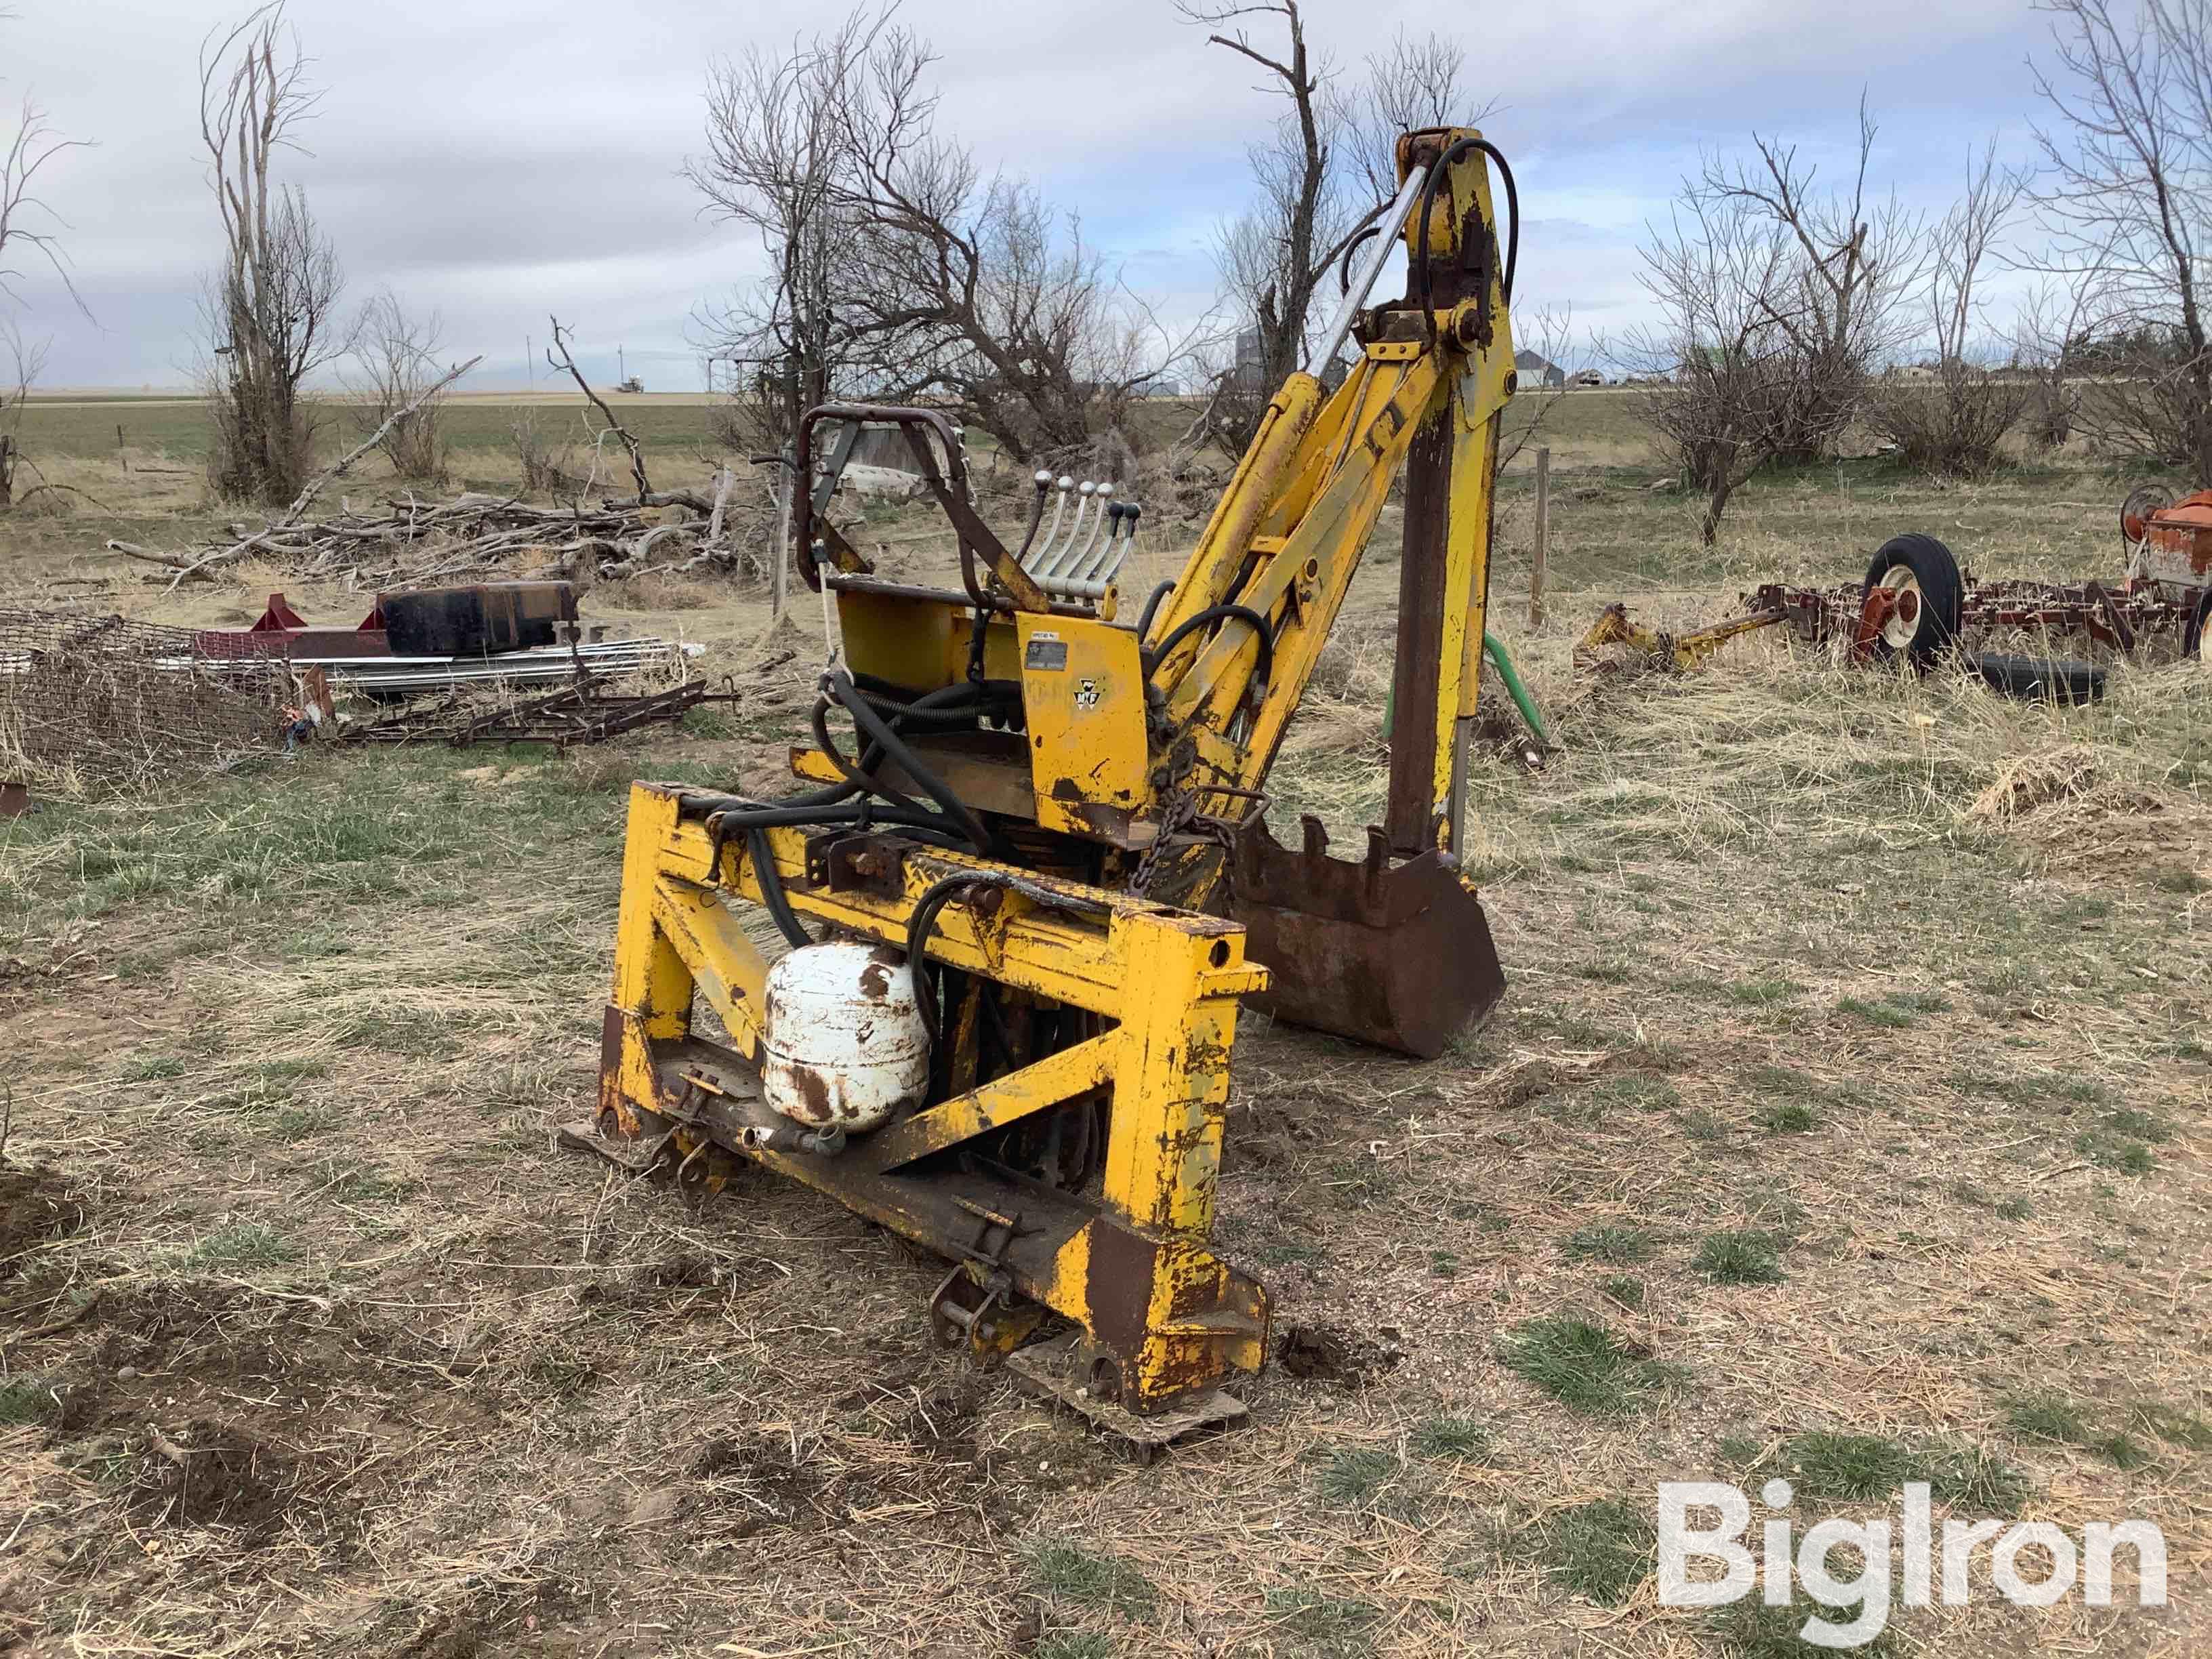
[1229,814,1504,1059]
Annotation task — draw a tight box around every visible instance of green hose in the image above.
[1379,632,1551,751]
[1481,632,1550,750]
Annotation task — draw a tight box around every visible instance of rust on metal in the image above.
[1230,812,1503,1059]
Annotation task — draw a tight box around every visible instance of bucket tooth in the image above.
[1230,813,1503,1059]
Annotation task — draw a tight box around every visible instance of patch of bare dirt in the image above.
[1275,1322,1404,1387]
[123,1418,301,1540]
[0,1164,87,1276]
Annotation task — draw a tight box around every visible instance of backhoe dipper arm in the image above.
[1147,128,1516,858]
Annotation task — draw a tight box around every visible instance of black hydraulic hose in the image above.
[905,872,1012,1041]
[811,691,927,815]
[1134,579,1176,649]
[1414,136,1518,346]
[748,826,813,949]
[827,670,995,854]
[1339,222,1383,294]
[1143,602,1275,689]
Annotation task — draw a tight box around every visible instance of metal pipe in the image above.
[1304,167,1427,378]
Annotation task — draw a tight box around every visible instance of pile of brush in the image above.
[109,479,775,593]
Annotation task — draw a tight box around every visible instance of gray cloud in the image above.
[3,0,2062,388]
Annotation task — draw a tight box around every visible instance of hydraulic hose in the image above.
[826,670,996,854]
[905,872,1013,1041]
[749,826,813,949]
[1481,632,1550,750]
[1143,603,1275,690]
[1134,579,1176,649]
[1414,136,1518,346]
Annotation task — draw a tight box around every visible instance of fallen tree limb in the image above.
[164,354,483,592]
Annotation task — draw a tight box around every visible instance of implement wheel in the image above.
[1862,533,1963,671]
[2186,590,2212,668]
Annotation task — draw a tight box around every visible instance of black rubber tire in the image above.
[1965,652,2107,705]
[1862,533,1965,672]
[2181,588,2212,666]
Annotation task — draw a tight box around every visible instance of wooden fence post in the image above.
[1529,446,1551,629]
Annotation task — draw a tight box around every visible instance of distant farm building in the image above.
[1514,350,1566,389]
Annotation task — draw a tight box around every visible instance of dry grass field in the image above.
[1,389,2207,1658]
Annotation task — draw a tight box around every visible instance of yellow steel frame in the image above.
[599,781,1271,1411]
[593,129,1517,1416]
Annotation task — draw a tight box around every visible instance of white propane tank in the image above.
[760,942,930,1132]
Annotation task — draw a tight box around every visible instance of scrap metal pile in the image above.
[0,608,297,781]
[0,581,711,781]
[110,485,766,592]
[197,585,698,697]
[1578,489,2212,700]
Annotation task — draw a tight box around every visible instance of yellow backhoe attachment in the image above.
[577,127,1521,1444]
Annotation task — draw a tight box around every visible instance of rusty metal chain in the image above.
[1122,785,1199,897]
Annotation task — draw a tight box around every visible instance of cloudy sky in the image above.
[3,0,2065,390]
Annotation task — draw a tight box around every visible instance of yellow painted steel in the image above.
[1016,613,1151,838]
[599,780,1273,1409]
[590,127,1516,1418]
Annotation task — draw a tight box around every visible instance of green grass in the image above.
[2004,1391,2152,1469]
[1561,1225,1656,1265]
[1708,1593,1898,1657]
[1314,1447,1402,1508]
[1260,1586,1378,1644]
[1410,1416,1492,1461]
[1600,1275,1645,1307]
[1774,1433,1910,1500]
[1756,1101,1819,1133]
[1774,1431,2029,1512]
[181,1221,298,1269]
[1026,1541,1156,1617]
[0,1376,59,1426]
[1497,1315,1684,1416]
[1034,1637,1115,1659]
[1717,1433,1763,1468]
[1528,1497,1656,1605]
[2129,1401,2212,1452]
[1679,1109,1729,1143]
[2074,1125,2156,1174]
[1835,996,1914,1028]
[1724,977,1803,1007]
[1949,1180,2031,1219]
[1588,1074,1681,1113]
[1694,1229,1787,1286]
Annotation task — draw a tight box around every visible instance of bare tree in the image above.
[1,95,87,310]
[2029,0,2211,481]
[344,289,447,480]
[1181,0,1345,426]
[687,6,1174,468]
[0,317,43,507]
[1616,190,1799,544]
[686,6,893,454]
[1,7,91,509]
[1349,29,1496,201]
[827,22,1174,465]
[1696,100,1921,463]
[1497,302,1575,470]
[1183,9,1497,451]
[1864,143,2030,474]
[2011,269,2104,449]
[199,3,350,507]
